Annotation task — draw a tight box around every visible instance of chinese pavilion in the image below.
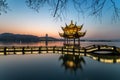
[59,20,86,47]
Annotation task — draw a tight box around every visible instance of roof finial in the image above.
[71,20,73,24]
[65,23,68,27]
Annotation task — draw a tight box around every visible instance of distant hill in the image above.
[0,33,59,43]
[0,33,40,42]
[0,33,119,43]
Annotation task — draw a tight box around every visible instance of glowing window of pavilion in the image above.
[59,20,86,47]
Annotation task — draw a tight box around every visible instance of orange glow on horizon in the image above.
[0,31,61,38]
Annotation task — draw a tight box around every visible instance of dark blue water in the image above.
[0,54,120,80]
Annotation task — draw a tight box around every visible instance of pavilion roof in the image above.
[59,20,86,39]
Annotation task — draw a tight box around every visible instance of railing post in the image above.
[22,47,25,55]
[4,47,7,55]
[98,45,100,50]
[84,48,86,56]
[97,57,100,61]
[46,46,48,53]
[62,47,63,54]
[39,47,41,53]
[53,46,55,53]
[113,58,116,63]
[31,47,33,54]
[113,46,116,52]
[13,46,16,54]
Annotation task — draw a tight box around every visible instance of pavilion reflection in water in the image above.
[59,51,120,73]
[59,53,85,72]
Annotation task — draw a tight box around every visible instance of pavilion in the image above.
[59,20,86,47]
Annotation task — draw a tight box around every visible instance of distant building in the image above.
[59,20,86,47]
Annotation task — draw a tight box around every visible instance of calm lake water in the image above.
[0,41,120,80]
[0,54,120,80]
[0,41,120,47]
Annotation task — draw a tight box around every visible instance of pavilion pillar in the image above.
[74,38,75,46]
[78,38,80,46]
[68,39,70,44]
[64,38,66,44]
[68,39,69,44]
[67,38,68,44]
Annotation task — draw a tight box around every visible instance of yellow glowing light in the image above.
[116,59,120,63]
[100,59,113,63]
[66,61,75,67]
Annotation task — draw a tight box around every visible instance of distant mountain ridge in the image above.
[0,33,119,43]
[0,33,58,43]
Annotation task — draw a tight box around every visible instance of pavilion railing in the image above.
[0,45,119,55]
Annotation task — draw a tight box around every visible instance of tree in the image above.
[0,0,120,22]
[25,0,120,22]
[0,0,8,15]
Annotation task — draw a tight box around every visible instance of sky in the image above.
[0,0,120,39]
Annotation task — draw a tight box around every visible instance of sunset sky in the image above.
[0,0,120,39]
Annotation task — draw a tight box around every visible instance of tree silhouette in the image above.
[0,0,120,22]
[25,0,120,21]
[0,0,8,15]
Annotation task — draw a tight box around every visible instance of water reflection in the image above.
[1,53,120,80]
[87,53,120,64]
[0,41,120,47]
[0,41,64,47]
[59,54,85,72]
